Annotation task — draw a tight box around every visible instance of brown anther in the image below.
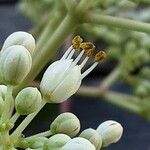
[84,49,94,57]
[72,35,83,51]
[80,42,95,51]
[95,51,107,62]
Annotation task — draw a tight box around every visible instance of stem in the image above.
[10,101,46,141]
[77,86,141,114]
[1,85,13,122]
[99,67,120,92]
[10,113,20,124]
[85,12,150,33]
[14,14,78,94]
[25,130,52,140]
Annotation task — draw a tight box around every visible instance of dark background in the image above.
[0,1,150,150]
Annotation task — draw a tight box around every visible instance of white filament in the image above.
[61,46,73,60]
[81,62,98,79]
[79,57,89,69]
[71,50,84,67]
[67,49,75,59]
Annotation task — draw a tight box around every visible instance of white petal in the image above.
[51,66,81,103]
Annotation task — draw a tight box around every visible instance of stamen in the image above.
[67,49,75,59]
[81,62,98,79]
[61,46,73,60]
[72,35,83,51]
[95,51,107,62]
[79,57,89,69]
[72,50,84,66]
[80,42,95,51]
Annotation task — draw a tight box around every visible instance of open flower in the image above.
[40,36,106,103]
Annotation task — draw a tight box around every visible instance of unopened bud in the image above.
[15,87,42,115]
[79,128,102,150]
[96,120,123,147]
[0,85,7,99]
[0,45,32,85]
[44,134,71,150]
[1,31,35,55]
[50,112,80,137]
[28,137,48,149]
[61,137,96,150]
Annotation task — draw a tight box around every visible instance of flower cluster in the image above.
[0,31,122,150]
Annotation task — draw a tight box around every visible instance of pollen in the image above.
[95,51,107,62]
[80,42,95,51]
[72,35,83,51]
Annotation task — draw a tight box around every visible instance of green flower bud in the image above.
[0,85,6,115]
[96,120,123,147]
[79,128,102,150]
[50,112,80,137]
[0,85,7,99]
[0,45,32,85]
[15,87,42,115]
[28,137,48,149]
[61,137,96,150]
[44,134,71,150]
[1,31,35,55]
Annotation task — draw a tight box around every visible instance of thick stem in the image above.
[10,101,46,141]
[77,86,141,114]
[1,85,13,122]
[14,14,78,94]
[85,12,150,33]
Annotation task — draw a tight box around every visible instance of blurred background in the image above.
[0,0,150,150]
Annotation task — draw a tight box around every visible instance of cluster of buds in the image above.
[0,31,123,150]
[25,113,123,150]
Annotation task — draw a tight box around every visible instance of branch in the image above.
[84,12,150,33]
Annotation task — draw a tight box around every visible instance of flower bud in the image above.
[15,87,42,115]
[61,137,96,150]
[50,112,80,137]
[40,59,81,103]
[0,45,32,85]
[79,128,102,150]
[44,134,71,150]
[1,31,35,55]
[0,85,7,99]
[0,96,4,115]
[96,120,123,147]
[28,137,48,149]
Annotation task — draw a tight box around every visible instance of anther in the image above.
[95,51,107,62]
[72,35,83,51]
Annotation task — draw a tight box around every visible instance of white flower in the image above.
[96,120,123,147]
[61,137,96,150]
[40,36,106,103]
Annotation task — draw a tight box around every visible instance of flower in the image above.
[96,120,123,147]
[79,128,102,150]
[1,31,35,55]
[50,112,80,137]
[40,36,106,103]
[61,137,96,150]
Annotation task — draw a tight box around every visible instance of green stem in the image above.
[14,14,78,94]
[85,12,150,33]
[99,67,120,92]
[77,86,141,114]
[10,113,20,124]
[35,1,66,53]
[25,130,52,140]
[1,85,13,122]
[10,101,46,141]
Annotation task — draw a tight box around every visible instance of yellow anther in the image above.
[72,35,83,51]
[80,42,95,51]
[95,51,107,62]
